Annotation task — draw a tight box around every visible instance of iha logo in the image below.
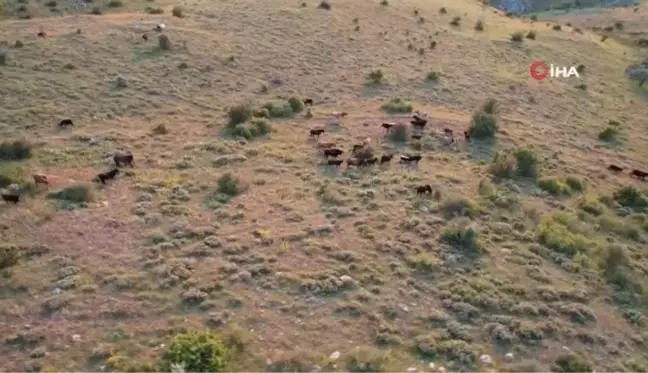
[529,60,580,80]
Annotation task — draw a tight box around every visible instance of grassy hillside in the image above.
[1,0,648,371]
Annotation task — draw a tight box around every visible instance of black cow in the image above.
[58,119,74,127]
[96,168,120,184]
[303,98,314,106]
[327,159,343,167]
[631,169,648,181]
[1,193,20,203]
[380,154,394,164]
[324,148,344,158]
[608,164,624,172]
[381,122,395,132]
[114,153,134,167]
[310,129,325,137]
[416,184,432,195]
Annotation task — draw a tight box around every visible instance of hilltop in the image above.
[1,0,648,371]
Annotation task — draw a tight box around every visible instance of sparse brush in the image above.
[474,20,484,31]
[380,0,388,5]
[514,148,539,178]
[450,16,461,26]
[227,104,252,126]
[90,6,102,14]
[0,245,21,271]
[526,31,536,39]
[481,98,498,114]
[439,7,447,13]
[0,51,7,66]
[162,331,231,372]
[598,126,618,142]
[152,123,168,135]
[145,6,164,14]
[614,21,623,30]
[576,64,585,73]
[552,24,562,31]
[47,184,93,203]
[530,14,538,21]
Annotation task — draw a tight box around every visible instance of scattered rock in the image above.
[504,352,514,362]
[329,350,340,361]
[480,354,493,364]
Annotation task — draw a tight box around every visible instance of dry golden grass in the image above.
[1,0,648,371]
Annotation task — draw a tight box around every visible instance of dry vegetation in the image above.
[1,0,648,371]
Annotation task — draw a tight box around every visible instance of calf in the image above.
[58,119,74,127]
[96,168,120,184]
[1,193,20,204]
[380,154,394,164]
[310,129,325,138]
[630,169,648,181]
[327,159,343,167]
[382,122,395,132]
[114,153,134,167]
[32,174,49,185]
[324,148,344,158]
[366,157,378,166]
[608,164,624,172]
[303,98,314,106]
[416,184,432,195]
[37,31,46,38]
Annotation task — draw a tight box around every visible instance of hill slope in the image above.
[1,0,648,371]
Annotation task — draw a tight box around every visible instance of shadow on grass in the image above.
[466,138,497,162]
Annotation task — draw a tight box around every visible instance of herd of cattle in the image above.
[2,99,647,205]
[0,118,134,204]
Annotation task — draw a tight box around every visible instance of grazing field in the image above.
[1,0,648,371]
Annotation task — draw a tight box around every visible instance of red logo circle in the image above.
[530,60,549,80]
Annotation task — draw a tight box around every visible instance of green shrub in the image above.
[0,140,32,161]
[172,5,184,17]
[440,221,482,255]
[367,69,384,84]
[602,245,643,293]
[538,177,571,196]
[145,6,164,14]
[217,173,242,197]
[439,7,447,13]
[318,0,331,10]
[0,164,28,189]
[530,15,538,21]
[249,119,271,137]
[107,0,122,7]
[513,148,538,178]
[565,176,585,193]
[287,96,304,113]
[468,112,498,139]
[227,104,252,126]
[162,331,231,372]
[344,346,390,372]
[526,31,536,39]
[252,108,269,118]
[536,214,592,256]
[450,16,461,26]
[231,124,252,139]
[440,197,477,219]
[47,184,93,203]
[0,245,21,271]
[510,31,525,42]
[578,196,606,216]
[598,126,618,142]
[152,124,169,134]
[380,98,413,114]
[425,71,440,82]
[261,100,294,118]
[474,19,484,31]
[613,186,648,209]
[551,353,593,372]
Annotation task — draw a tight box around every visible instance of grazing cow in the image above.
[324,148,344,158]
[382,122,395,132]
[411,134,422,140]
[37,30,46,38]
[443,128,454,136]
[400,154,422,165]
[317,142,335,149]
[631,169,648,180]
[32,174,49,185]
[76,29,82,34]
[366,157,378,166]
[114,153,134,167]
[303,98,314,106]
[327,159,343,167]
[96,168,120,184]
[608,164,624,172]
[310,129,325,138]
[416,184,432,195]
[411,118,427,128]
[1,192,19,204]
[58,119,74,127]
[347,158,362,167]
[142,33,149,41]
[464,131,471,141]
[380,154,394,164]
[155,24,166,32]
